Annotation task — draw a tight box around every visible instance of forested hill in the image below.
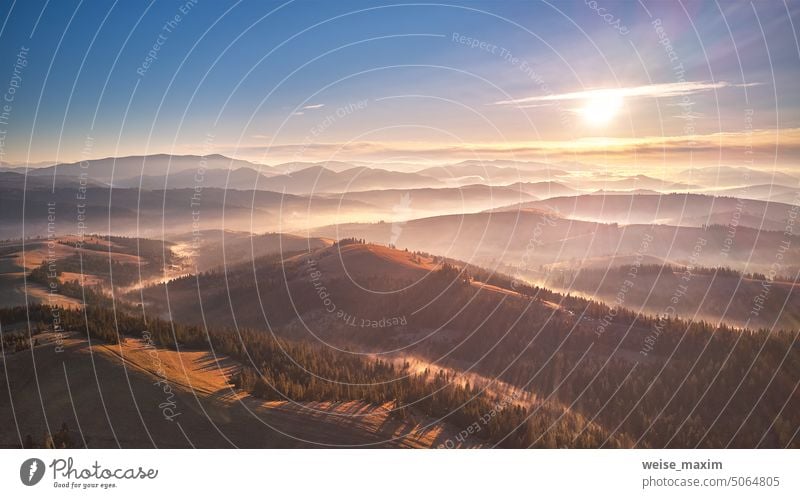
[133,242,800,448]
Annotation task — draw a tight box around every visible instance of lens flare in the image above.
[579,95,624,126]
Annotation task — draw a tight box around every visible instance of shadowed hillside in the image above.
[309,210,799,275]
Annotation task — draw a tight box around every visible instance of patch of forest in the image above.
[1,304,622,448]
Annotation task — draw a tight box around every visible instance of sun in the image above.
[579,94,623,126]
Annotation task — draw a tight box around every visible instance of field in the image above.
[0,332,474,448]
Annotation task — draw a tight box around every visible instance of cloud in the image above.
[291,103,326,116]
[494,81,760,106]
[222,127,800,167]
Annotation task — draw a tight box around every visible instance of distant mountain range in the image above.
[0,171,106,189]
[6,154,798,197]
[679,166,799,187]
[16,154,265,184]
[415,162,570,186]
[3,155,444,193]
[496,192,797,231]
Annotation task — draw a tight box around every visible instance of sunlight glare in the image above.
[579,94,623,126]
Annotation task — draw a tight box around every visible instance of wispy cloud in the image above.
[494,81,759,106]
[292,103,325,116]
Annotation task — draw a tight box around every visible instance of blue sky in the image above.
[0,0,798,171]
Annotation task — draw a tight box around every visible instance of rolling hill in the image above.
[679,166,799,188]
[417,162,570,186]
[114,166,276,190]
[308,209,799,275]
[502,181,578,198]
[167,230,329,272]
[546,264,800,331]
[496,193,798,231]
[0,186,376,239]
[134,241,799,448]
[255,166,444,194]
[319,184,536,218]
